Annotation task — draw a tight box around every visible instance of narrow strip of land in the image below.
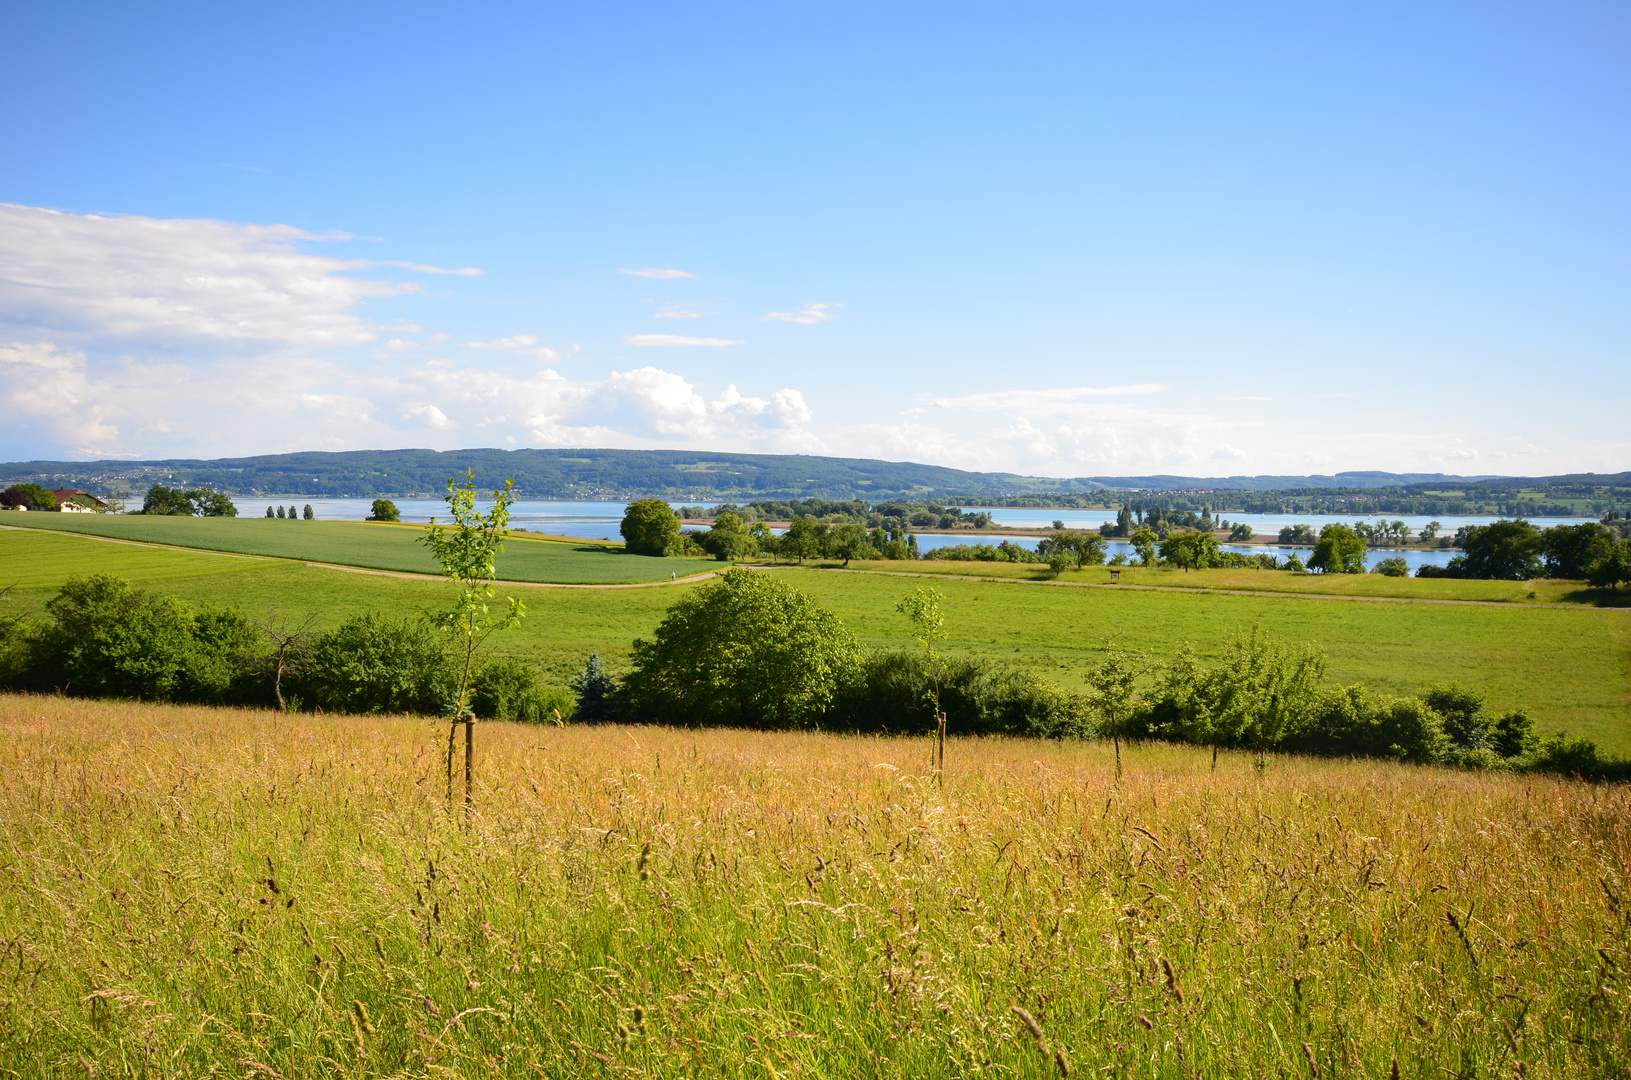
[783,563,1607,611]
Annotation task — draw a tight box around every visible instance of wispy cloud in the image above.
[461,335,540,349]
[619,268,695,280]
[924,384,1167,413]
[1224,395,1273,402]
[375,260,483,277]
[624,334,744,348]
[653,305,705,319]
[762,302,841,325]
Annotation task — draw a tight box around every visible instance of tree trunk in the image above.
[464,719,474,817]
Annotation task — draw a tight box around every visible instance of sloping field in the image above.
[0,527,268,587]
[1,696,1625,1076]
[4,529,1627,749]
[0,513,694,584]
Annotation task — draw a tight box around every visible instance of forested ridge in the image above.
[2,447,1626,512]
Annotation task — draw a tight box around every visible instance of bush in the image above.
[1490,709,1538,758]
[471,658,572,722]
[367,499,401,522]
[1371,556,1410,577]
[1283,686,1448,764]
[1423,684,1487,750]
[302,615,453,715]
[26,574,257,703]
[1525,734,1629,779]
[621,569,861,729]
[827,651,1093,739]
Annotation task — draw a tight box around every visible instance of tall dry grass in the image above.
[1,691,1626,1077]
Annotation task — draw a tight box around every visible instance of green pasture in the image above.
[5,528,1628,750]
[0,527,269,588]
[841,556,1618,604]
[0,512,697,584]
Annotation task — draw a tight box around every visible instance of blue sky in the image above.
[1,1,1626,476]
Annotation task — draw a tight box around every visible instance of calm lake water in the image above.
[266,497,1594,571]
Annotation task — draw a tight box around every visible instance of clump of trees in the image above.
[144,485,236,516]
[1417,518,1631,587]
[620,498,683,555]
[1,483,59,510]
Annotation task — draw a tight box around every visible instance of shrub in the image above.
[1371,556,1410,577]
[302,615,453,715]
[28,574,256,703]
[1281,686,1448,764]
[471,658,571,722]
[1490,709,1538,758]
[1423,684,1487,750]
[621,569,861,729]
[827,651,1093,739]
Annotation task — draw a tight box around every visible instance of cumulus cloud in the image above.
[618,268,695,280]
[624,334,744,347]
[0,203,440,349]
[762,302,840,325]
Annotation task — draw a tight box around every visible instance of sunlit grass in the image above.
[2,694,1625,1076]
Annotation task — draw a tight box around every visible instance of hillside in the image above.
[1,448,1625,513]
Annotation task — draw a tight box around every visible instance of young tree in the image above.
[255,609,319,710]
[897,585,950,777]
[367,498,401,522]
[1084,638,1149,783]
[571,651,620,722]
[276,505,285,518]
[418,471,526,815]
[620,497,682,555]
[287,505,297,520]
[265,505,275,518]
[1131,527,1158,567]
[302,504,314,520]
[827,522,870,566]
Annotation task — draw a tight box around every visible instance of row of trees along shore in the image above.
[628,498,1631,587]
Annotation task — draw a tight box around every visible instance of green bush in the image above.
[470,659,571,722]
[621,569,861,728]
[302,615,453,715]
[1371,556,1410,577]
[23,574,257,703]
[827,651,1093,739]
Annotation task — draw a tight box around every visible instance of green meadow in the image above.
[0,513,697,584]
[5,526,1629,751]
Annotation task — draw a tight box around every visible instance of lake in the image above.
[263,497,1592,571]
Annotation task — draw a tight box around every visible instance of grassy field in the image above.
[2,696,1625,1077]
[0,514,699,584]
[5,528,1630,751]
[841,556,1621,605]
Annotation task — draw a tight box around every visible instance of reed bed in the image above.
[1,692,1626,1077]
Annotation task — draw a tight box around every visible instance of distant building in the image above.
[50,489,107,513]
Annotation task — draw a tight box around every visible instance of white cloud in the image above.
[923,384,1167,414]
[762,302,841,325]
[653,305,705,319]
[0,342,121,453]
[404,403,456,430]
[0,203,421,349]
[461,335,540,349]
[376,260,482,277]
[624,334,745,347]
[1212,444,1248,460]
[618,268,695,280]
